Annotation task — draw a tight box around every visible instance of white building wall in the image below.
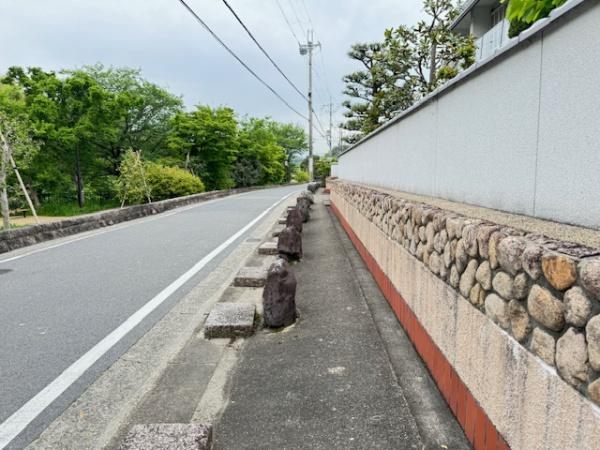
[336,1,600,229]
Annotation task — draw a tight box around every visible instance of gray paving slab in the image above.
[232,266,267,287]
[119,423,212,450]
[257,240,278,255]
[204,303,255,339]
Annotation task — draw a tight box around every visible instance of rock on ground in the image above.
[263,258,297,328]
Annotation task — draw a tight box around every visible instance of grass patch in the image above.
[37,200,120,217]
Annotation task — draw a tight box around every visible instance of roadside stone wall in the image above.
[0,185,279,255]
[329,179,600,405]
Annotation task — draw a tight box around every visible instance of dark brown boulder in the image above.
[286,207,303,233]
[299,190,314,204]
[296,197,311,222]
[263,258,297,328]
[277,226,302,261]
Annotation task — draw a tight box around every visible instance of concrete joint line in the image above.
[191,340,246,426]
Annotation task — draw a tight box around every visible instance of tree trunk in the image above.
[185,151,190,170]
[75,148,85,208]
[0,153,9,230]
[429,42,437,88]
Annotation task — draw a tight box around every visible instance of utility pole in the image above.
[299,30,320,181]
[328,98,333,154]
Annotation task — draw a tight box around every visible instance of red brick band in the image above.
[330,201,510,450]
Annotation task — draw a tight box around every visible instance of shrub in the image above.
[293,170,310,183]
[115,149,151,206]
[146,163,205,201]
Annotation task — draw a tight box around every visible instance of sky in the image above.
[0,0,424,155]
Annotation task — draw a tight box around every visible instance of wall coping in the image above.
[348,181,600,249]
[339,0,588,157]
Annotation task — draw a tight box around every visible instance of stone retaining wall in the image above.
[329,179,600,449]
[0,186,278,255]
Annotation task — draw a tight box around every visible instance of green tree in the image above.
[167,105,238,190]
[387,0,475,95]
[234,118,285,187]
[82,65,183,172]
[268,121,307,182]
[340,43,391,143]
[341,0,475,142]
[2,67,113,207]
[314,156,337,181]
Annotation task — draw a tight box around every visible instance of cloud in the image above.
[0,0,424,153]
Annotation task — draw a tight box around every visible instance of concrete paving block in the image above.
[233,266,267,287]
[119,423,212,450]
[204,303,255,339]
[278,217,287,225]
[258,240,278,255]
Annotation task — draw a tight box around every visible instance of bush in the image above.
[293,170,310,183]
[115,149,151,206]
[146,163,205,201]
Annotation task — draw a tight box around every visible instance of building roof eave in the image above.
[450,0,481,30]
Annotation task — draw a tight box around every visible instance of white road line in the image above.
[0,190,295,449]
[0,188,278,264]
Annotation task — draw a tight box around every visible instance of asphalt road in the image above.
[0,185,299,449]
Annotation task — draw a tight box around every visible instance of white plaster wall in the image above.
[337,2,600,229]
[534,6,600,227]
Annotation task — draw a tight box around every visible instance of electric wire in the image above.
[175,0,308,121]
[287,0,306,38]
[220,0,307,102]
[218,0,327,139]
[298,0,315,33]
[274,0,300,45]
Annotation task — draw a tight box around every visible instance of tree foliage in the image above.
[341,0,475,143]
[167,106,238,190]
[0,65,307,216]
[504,0,566,37]
[82,64,183,171]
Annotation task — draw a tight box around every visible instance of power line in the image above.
[220,0,307,103]
[287,0,306,38]
[298,0,314,32]
[274,0,300,45]
[218,0,327,139]
[175,0,308,121]
[318,46,332,98]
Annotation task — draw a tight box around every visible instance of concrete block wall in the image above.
[336,1,600,229]
[329,179,600,450]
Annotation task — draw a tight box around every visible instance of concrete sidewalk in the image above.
[213,195,470,449]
